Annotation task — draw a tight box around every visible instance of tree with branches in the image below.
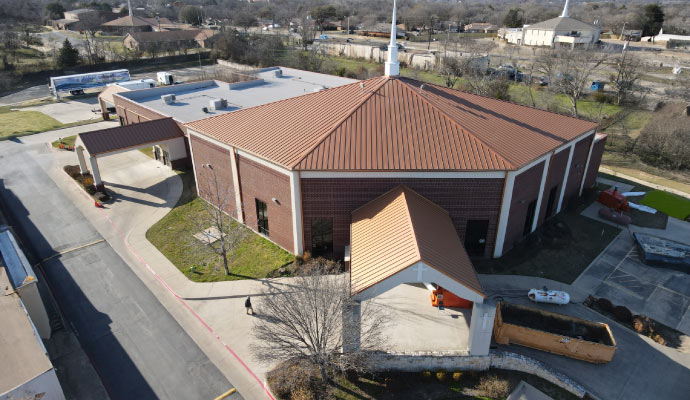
[441,56,463,88]
[536,49,608,117]
[609,51,642,105]
[253,260,388,384]
[193,164,247,276]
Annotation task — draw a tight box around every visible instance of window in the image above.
[464,220,489,257]
[523,200,537,237]
[256,199,269,236]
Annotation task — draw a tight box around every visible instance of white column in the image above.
[89,156,103,189]
[493,171,516,258]
[531,153,552,232]
[290,171,304,256]
[229,147,243,223]
[468,302,496,356]
[579,135,596,195]
[76,146,88,175]
[557,144,575,213]
[187,134,201,198]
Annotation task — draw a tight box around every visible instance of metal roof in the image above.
[526,16,599,32]
[98,84,129,107]
[78,118,183,156]
[187,76,598,171]
[102,15,152,27]
[350,185,484,297]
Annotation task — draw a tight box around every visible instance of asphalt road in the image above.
[0,138,240,399]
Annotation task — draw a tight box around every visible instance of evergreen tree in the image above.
[503,8,524,28]
[58,39,79,68]
[639,4,665,37]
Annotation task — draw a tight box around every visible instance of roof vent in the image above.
[313,85,327,93]
[162,94,175,104]
[274,69,283,77]
[202,107,209,113]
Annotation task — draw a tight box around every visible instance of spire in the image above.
[128,0,133,17]
[560,0,570,18]
[385,0,399,77]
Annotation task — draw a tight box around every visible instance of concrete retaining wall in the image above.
[368,350,586,398]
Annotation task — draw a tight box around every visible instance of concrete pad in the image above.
[663,274,690,297]
[595,177,634,193]
[642,287,690,330]
[20,97,100,124]
[364,283,471,353]
[594,282,647,312]
[604,269,656,300]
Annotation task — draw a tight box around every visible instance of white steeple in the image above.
[560,0,570,18]
[128,0,133,17]
[385,0,399,77]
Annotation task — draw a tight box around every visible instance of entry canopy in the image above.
[349,185,485,302]
[77,117,183,156]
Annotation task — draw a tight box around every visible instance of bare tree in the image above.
[441,56,463,88]
[253,260,388,383]
[193,164,246,276]
[537,48,608,117]
[609,51,642,105]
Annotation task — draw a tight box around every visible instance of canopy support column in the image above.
[468,302,496,356]
[76,146,88,175]
[89,156,104,191]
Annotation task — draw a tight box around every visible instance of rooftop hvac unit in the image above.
[220,98,228,109]
[274,69,283,77]
[313,85,327,93]
[161,94,175,104]
[202,107,209,113]
[210,99,223,110]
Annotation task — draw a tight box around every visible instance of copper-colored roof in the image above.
[78,118,183,155]
[186,76,598,171]
[350,185,484,297]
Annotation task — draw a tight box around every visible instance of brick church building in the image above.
[185,74,606,260]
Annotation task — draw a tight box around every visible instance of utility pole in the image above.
[347,16,350,37]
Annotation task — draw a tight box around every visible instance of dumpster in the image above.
[494,302,616,363]
[590,81,605,92]
[431,287,473,308]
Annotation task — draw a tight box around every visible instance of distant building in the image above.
[463,23,499,34]
[123,29,217,51]
[505,0,601,48]
[0,227,65,400]
[52,8,117,31]
[102,15,156,33]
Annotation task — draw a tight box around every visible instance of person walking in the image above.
[245,296,253,315]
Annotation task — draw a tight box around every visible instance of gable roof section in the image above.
[78,118,183,156]
[103,15,152,27]
[527,16,599,32]
[186,76,598,171]
[98,84,129,106]
[350,185,484,297]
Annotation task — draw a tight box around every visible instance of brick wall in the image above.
[190,135,238,218]
[537,149,569,225]
[504,161,545,253]
[563,135,593,208]
[113,96,166,125]
[583,135,607,190]
[300,178,504,259]
[237,156,293,253]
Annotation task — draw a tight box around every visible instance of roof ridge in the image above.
[288,76,390,169]
[397,78,516,169]
[186,76,370,130]
[79,117,175,137]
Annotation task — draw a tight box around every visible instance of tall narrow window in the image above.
[523,200,537,237]
[311,218,333,258]
[256,199,269,236]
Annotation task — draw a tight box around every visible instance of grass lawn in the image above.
[328,369,577,400]
[474,185,621,284]
[139,146,154,158]
[640,190,690,220]
[0,110,63,138]
[146,171,293,282]
[51,134,76,148]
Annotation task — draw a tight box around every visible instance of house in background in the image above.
[123,29,217,52]
[52,8,117,31]
[463,23,499,34]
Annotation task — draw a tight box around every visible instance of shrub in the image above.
[452,371,463,382]
[266,359,321,400]
[592,92,614,104]
[596,298,613,312]
[633,315,654,335]
[435,370,447,382]
[421,370,432,380]
[476,374,510,399]
[613,305,633,323]
[583,295,596,307]
[94,192,110,202]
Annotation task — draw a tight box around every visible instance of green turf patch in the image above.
[640,190,690,220]
[51,135,77,148]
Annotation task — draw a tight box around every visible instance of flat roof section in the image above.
[116,67,356,123]
[0,268,53,394]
